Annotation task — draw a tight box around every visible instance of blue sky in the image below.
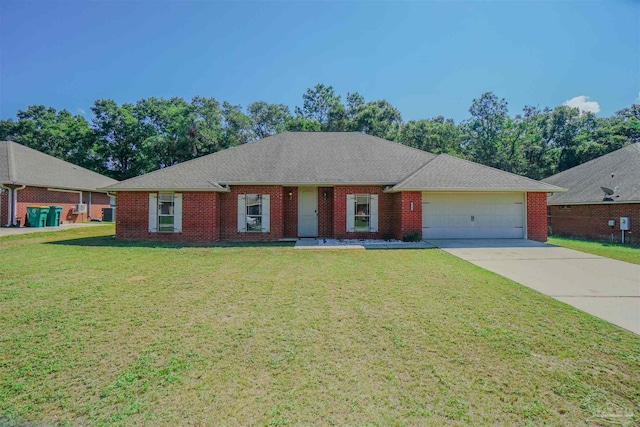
[1,0,638,122]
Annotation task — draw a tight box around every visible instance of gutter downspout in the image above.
[47,188,83,221]
[88,192,92,220]
[1,185,12,227]
[12,185,26,226]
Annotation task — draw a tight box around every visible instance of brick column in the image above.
[527,192,548,242]
[394,192,422,240]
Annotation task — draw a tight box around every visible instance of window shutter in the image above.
[370,194,379,232]
[173,193,182,233]
[148,193,158,233]
[261,194,270,233]
[346,194,355,232]
[237,194,246,232]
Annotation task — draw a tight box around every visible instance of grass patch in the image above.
[548,236,640,264]
[1,225,639,425]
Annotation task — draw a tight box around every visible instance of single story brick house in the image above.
[104,132,563,243]
[0,141,117,227]
[543,143,639,243]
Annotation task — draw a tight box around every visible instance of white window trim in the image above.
[346,194,378,233]
[246,194,263,233]
[149,192,182,233]
[238,193,270,233]
[354,194,371,232]
[158,193,175,233]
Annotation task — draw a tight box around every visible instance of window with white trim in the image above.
[148,192,182,233]
[246,194,263,232]
[237,193,270,233]
[158,193,175,232]
[354,195,370,231]
[346,194,378,233]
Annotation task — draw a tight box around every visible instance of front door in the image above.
[298,187,318,237]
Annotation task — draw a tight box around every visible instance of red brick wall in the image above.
[283,187,298,238]
[113,189,556,243]
[219,186,284,241]
[0,189,8,226]
[527,192,548,242]
[549,203,639,244]
[394,192,422,240]
[318,187,334,238]
[333,186,394,239]
[6,186,111,227]
[116,191,220,242]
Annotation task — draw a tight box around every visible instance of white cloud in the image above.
[77,108,86,115]
[563,96,600,114]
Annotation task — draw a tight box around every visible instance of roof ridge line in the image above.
[393,155,439,188]
[366,133,439,157]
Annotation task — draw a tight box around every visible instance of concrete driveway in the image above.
[425,239,640,335]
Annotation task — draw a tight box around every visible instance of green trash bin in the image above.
[47,206,63,226]
[27,206,50,228]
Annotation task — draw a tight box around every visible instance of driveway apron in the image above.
[426,239,640,335]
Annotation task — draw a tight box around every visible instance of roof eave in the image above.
[219,181,397,186]
[1,181,116,193]
[99,187,231,192]
[548,199,640,206]
[104,182,398,191]
[385,187,567,193]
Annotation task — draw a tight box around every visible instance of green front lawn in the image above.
[548,236,640,265]
[1,225,639,426]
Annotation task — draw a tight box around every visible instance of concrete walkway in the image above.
[294,238,434,250]
[0,222,109,237]
[426,239,640,335]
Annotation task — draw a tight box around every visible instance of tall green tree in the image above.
[221,102,252,146]
[136,97,196,169]
[345,92,365,119]
[516,106,560,179]
[0,105,97,170]
[91,99,147,180]
[349,100,402,140]
[284,114,322,132]
[247,101,291,139]
[398,116,463,155]
[612,105,640,145]
[298,84,346,131]
[190,96,226,153]
[462,92,509,168]
[544,105,586,172]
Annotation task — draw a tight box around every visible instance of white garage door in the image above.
[422,192,525,239]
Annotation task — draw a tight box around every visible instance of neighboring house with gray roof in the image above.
[0,141,118,227]
[104,132,564,242]
[543,143,640,243]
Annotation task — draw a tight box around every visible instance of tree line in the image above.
[1,84,638,181]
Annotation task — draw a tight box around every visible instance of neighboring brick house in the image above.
[0,141,118,227]
[104,132,563,243]
[543,143,640,244]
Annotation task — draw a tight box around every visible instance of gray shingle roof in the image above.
[0,141,118,192]
[104,132,562,193]
[543,143,640,205]
[389,154,564,192]
[105,132,437,190]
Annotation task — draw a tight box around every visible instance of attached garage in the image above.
[422,192,525,239]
